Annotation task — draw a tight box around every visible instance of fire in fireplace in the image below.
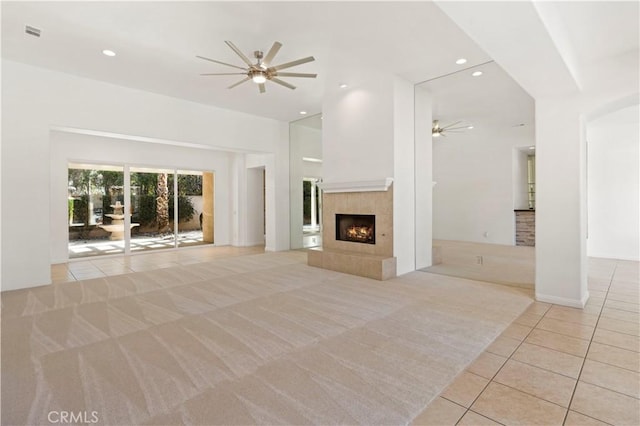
[335,214,375,244]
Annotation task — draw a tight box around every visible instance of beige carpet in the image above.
[1,251,532,425]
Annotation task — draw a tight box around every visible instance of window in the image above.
[68,163,214,258]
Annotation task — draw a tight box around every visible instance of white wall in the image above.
[246,167,266,246]
[433,126,535,245]
[414,87,433,269]
[1,59,289,291]
[587,104,640,261]
[393,76,417,275]
[322,71,394,183]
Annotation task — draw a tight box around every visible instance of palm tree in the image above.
[156,173,170,233]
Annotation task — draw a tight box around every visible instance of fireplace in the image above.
[307,181,395,280]
[335,214,375,244]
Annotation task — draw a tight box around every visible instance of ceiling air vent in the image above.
[25,25,41,37]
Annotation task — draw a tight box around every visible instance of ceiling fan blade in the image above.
[274,72,317,78]
[196,55,246,71]
[262,41,282,67]
[270,78,296,90]
[200,72,247,76]
[224,40,254,67]
[258,83,266,94]
[270,56,315,71]
[228,76,250,89]
[442,126,471,131]
[441,120,463,130]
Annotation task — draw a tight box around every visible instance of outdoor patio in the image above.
[69,230,207,258]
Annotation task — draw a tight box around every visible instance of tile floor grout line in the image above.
[597,311,640,325]
[502,356,581,380]
[585,337,640,354]
[575,376,640,400]
[561,261,618,426]
[566,409,617,426]
[466,409,507,425]
[589,324,640,338]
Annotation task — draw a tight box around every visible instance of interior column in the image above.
[535,99,588,307]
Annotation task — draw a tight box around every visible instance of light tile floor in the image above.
[52,249,639,425]
[52,245,265,283]
[414,257,640,426]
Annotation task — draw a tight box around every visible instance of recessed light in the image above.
[339,83,348,89]
[300,111,307,115]
[529,146,536,150]
[471,71,483,77]
[467,125,474,129]
[455,58,467,65]
[102,49,116,57]
[25,25,41,37]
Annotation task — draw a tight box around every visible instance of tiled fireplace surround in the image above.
[307,183,397,280]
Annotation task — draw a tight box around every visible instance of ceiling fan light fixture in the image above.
[252,71,267,84]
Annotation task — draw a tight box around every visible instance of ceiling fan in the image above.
[196,41,316,94]
[432,120,473,138]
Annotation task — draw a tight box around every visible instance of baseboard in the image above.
[588,252,640,262]
[535,291,590,308]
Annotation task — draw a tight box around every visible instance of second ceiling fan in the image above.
[432,120,473,138]
[197,41,317,94]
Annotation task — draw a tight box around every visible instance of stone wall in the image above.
[515,210,535,246]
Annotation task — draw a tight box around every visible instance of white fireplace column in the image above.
[321,69,428,276]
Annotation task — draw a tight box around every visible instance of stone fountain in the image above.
[99,201,139,240]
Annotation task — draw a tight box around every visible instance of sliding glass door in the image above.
[130,167,176,252]
[68,164,125,258]
[176,170,214,247]
[68,163,214,259]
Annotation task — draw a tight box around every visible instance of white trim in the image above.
[535,291,590,308]
[51,126,270,154]
[318,178,394,193]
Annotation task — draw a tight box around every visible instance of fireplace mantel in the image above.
[317,178,393,193]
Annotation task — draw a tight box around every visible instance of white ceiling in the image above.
[1,1,492,123]
[419,61,535,139]
[549,1,639,67]
[3,1,636,129]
